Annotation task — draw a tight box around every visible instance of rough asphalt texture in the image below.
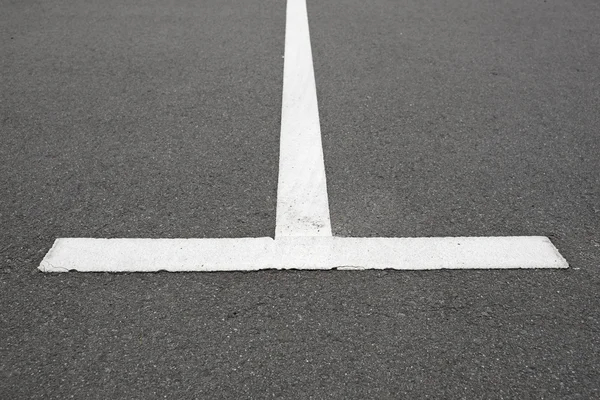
[1,0,599,398]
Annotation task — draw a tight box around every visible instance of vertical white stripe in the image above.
[275,0,332,238]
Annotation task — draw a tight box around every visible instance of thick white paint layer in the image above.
[275,0,332,237]
[39,236,568,272]
[37,0,570,273]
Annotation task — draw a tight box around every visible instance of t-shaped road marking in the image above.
[39,0,568,272]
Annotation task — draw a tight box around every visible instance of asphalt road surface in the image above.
[2,0,599,398]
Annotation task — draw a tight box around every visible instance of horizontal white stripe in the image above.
[39,236,568,272]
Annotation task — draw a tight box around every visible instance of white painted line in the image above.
[37,0,570,272]
[39,236,568,272]
[275,0,332,238]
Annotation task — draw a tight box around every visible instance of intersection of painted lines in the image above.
[39,0,568,272]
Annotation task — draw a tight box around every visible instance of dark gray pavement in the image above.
[1,0,599,398]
